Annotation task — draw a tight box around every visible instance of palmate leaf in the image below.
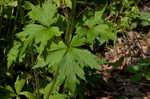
[36,41,100,94]
[58,48,100,93]
[33,42,100,94]
[84,9,105,28]
[16,1,62,54]
[16,24,62,54]
[28,1,57,27]
[7,2,62,68]
[72,24,116,47]
[72,7,116,47]
[7,41,21,69]
[57,50,85,93]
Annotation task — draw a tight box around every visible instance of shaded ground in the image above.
[84,1,150,98]
[84,29,150,99]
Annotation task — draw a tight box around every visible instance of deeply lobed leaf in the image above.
[7,41,21,69]
[73,8,116,48]
[28,1,57,27]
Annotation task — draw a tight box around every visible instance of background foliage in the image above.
[0,0,150,99]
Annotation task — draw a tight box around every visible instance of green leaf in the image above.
[74,24,116,47]
[139,12,150,21]
[33,42,66,69]
[0,85,16,97]
[33,56,46,68]
[0,0,17,6]
[0,96,12,99]
[5,86,15,95]
[71,34,87,47]
[65,0,72,8]
[43,81,61,99]
[110,58,124,67]
[118,95,126,99]
[71,48,100,70]
[98,59,109,65]
[42,81,66,99]
[46,42,67,68]
[16,24,62,54]
[46,45,99,94]
[139,12,150,27]
[145,72,150,80]
[55,0,61,7]
[7,41,21,69]
[94,24,116,43]
[72,26,97,45]
[84,8,106,27]
[19,91,35,99]
[49,94,67,99]
[132,72,142,83]
[74,7,116,47]
[42,41,100,94]
[16,96,20,99]
[127,65,140,73]
[58,50,85,93]
[14,76,26,94]
[139,59,149,67]
[8,1,17,7]
[28,1,57,27]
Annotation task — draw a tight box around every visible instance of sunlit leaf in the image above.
[7,41,21,69]
[65,0,72,8]
[127,65,140,73]
[14,76,26,94]
[19,91,36,99]
[145,72,150,80]
[45,46,100,94]
[28,1,57,27]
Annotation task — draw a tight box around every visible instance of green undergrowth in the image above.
[0,0,150,99]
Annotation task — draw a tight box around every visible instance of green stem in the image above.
[6,7,12,37]
[46,70,59,99]
[17,0,22,30]
[40,0,42,7]
[12,0,21,34]
[34,70,40,99]
[0,4,3,33]
[65,0,77,47]
[46,1,77,98]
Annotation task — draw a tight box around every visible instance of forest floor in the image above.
[86,29,150,99]
[86,2,150,99]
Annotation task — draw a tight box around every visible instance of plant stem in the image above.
[46,70,59,99]
[34,70,40,99]
[65,0,77,47]
[0,4,3,34]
